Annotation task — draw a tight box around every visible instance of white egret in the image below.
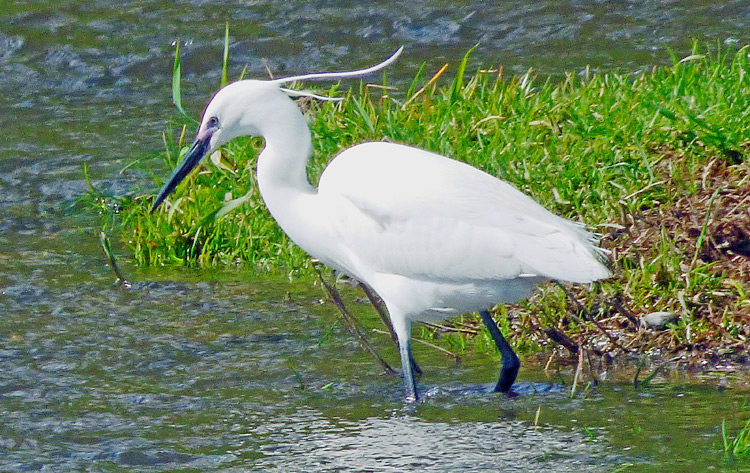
[151,48,611,401]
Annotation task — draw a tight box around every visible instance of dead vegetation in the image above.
[481,153,750,371]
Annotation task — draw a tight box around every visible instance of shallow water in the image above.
[2,252,749,471]
[1,1,750,471]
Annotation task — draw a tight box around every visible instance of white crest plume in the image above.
[279,88,345,102]
[271,47,404,87]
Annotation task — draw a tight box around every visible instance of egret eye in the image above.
[206,116,220,129]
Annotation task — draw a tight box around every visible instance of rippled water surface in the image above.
[2,1,750,471]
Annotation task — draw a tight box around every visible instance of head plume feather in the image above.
[270,47,403,88]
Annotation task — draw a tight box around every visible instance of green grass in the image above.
[87,40,750,365]
[723,418,750,457]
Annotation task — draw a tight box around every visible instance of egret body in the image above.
[151,49,610,401]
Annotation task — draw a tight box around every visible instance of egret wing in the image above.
[318,142,609,284]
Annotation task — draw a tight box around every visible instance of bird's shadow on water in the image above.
[422,381,567,402]
[362,381,571,413]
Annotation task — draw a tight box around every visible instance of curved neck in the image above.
[255,96,327,263]
[256,98,314,197]
[252,94,357,277]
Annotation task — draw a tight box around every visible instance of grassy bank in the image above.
[88,42,750,369]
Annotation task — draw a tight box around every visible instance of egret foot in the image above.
[480,310,520,393]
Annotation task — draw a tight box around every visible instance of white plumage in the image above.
[151,49,610,401]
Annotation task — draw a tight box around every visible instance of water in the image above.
[1,1,750,471]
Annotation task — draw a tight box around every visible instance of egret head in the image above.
[199,80,285,151]
[149,47,403,214]
[149,80,280,213]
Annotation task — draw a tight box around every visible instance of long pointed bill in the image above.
[150,133,212,214]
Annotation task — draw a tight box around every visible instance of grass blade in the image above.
[350,96,375,133]
[172,40,186,116]
[99,232,130,287]
[449,43,478,103]
[172,41,199,126]
[221,22,230,87]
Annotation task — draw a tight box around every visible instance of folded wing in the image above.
[318,142,610,285]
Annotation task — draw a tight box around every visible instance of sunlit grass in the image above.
[87,39,750,366]
[723,419,750,457]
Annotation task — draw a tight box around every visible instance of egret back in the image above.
[316,142,610,286]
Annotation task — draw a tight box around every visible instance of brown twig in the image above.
[358,283,398,344]
[421,321,480,336]
[612,297,640,326]
[555,281,625,353]
[373,329,461,362]
[571,344,585,398]
[543,327,580,355]
[313,264,397,377]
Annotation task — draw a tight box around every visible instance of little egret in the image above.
[150,48,611,401]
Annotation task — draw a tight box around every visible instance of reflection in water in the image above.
[0,257,614,471]
[253,410,607,472]
[0,225,604,470]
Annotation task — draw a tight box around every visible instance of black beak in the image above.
[150,133,212,214]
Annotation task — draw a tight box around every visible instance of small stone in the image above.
[640,311,678,330]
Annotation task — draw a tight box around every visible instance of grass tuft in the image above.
[723,419,750,457]
[85,41,750,366]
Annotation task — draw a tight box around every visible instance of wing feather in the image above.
[318,142,610,284]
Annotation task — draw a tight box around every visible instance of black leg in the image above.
[480,310,520,393]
